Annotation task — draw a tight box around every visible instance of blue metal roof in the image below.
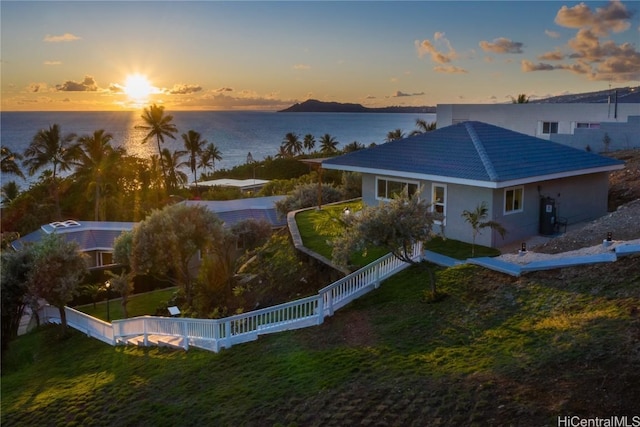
[322,121,624,187]
[182,196,287,228]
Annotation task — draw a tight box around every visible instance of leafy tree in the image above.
[319,134,339,154]
[182,130,207,189]
[25,234,89,331]
[105,270,134,319]
[230,218,272,252]
[161,148,188,192]
[80,283,104,309]
[511,94,530,104]
[410,119,436,136]
[303,134,316,153]
[22,124,80,218]
[194,230,237,317]
[274,182,343,217]
[385,128,405,142]
[282,132,303,157]
[1,146,25,179]
[332,191,440,297]
[74,129,124,221]
[200,142,223,176]
[461,201,507,257]
[1,248,33,354]
[1,181,21,204]
[137,104,178,190]
[343,141,365,153]
[129,204,226,307]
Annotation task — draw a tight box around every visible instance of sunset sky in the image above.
[1,1,639,111]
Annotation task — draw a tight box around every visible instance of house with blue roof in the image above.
[322,121,624,248]
[10,196,287,270]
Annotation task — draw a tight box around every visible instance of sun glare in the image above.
[123,74,154,102]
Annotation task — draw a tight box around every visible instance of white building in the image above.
[437,103,640,152]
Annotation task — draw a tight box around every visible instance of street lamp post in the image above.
[105,280,111,322]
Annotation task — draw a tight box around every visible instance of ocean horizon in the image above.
[1,110,436,189]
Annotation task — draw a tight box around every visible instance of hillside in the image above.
[278,99,436,113]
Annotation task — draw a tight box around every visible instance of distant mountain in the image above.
[278,99,436,113]
[531,86,640,104]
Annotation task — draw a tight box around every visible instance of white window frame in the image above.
[431,183,447,225]
[375,177,419,201]
[504,186,524,215]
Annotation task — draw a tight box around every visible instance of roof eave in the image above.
[322,163,624,189]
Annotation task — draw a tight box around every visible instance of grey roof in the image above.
[322,121,624,188]
[182,195,287,228]
[11,221,135,252]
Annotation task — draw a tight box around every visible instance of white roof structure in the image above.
[190,179,269,192]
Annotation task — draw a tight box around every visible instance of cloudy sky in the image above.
[1,1,638,111]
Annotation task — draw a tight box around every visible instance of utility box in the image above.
[539,197,557,235]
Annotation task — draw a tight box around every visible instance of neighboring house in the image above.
[10,197,287,269]
[322,121,624,248]
[192,178,270,194]
[11,220,135,270]
[181,195,287,229]
[437,103,640,152]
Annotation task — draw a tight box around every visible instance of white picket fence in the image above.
[39,242,423,352]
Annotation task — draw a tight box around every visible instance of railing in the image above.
[40,305,114,345]
[40,242,423,352]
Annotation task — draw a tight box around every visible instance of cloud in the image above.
[479,37,524,54]
[216,87,233,93]
[168,84,202,95]
[55,75,98,91]
[433,65,468,74]
[538,49,565,61]
[555,0,633,36]
[293,64,311,70]
[416,32,457,63]
[43,33,81,42]
[28,83,49,93]
[521,2,639,83]
[545,29,561,38]
[43,61,62,66]
[390,91,425,98]
[521,60,556,72]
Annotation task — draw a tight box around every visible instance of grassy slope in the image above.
[3,256,639,426]
[76,288,176,321]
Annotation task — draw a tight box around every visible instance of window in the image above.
[431,183,447,224]
[98,252,114,266]
[576,122,600,130]
[542,122,558,134]
[504,186,524,214]
[376,177,418,200]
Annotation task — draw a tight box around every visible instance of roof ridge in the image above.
[464,122,498,181]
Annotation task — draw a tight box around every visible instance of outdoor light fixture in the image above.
[105,280,111,322]
[607,232,612,242]
[521,242,527,252]
[343,207,351,216]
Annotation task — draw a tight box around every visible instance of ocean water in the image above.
[1,110,435,187]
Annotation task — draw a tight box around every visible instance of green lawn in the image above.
[296,203,500,267]
[3,257,639,425]
[75,287,177,321]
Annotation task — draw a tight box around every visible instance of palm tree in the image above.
[1,181,20,204]
[23,124,79,219]
[1,146,25,179]
[386,128,405,142]
[161,148,188,191]
[181,130,207,190]
[282,132,303,157]
[319,133,339,154]
[511,94,530,104]
[137,104,178,190]
[461,201,507,257]
[199,142,222,176]
[275,145,290,159]
[410,119,437,136]
[343,141,365,153]
[75,129,123,221]
[303,134,316,153]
